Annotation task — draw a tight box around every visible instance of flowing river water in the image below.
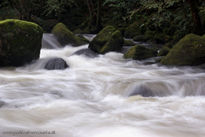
[0,34,205,137]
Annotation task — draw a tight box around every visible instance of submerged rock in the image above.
[124,45,157,60]
[0,19,43,66]
[52,23,88,46]
[161,34,205,66]
[73,48,98,58]
[129,85,154,97]
[45,58,69,70]
[0,100,5,107]
[89,26,123,54]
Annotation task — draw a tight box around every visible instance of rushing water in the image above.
[0,34,205,137]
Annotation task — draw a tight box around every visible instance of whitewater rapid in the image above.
[0,35,205,137]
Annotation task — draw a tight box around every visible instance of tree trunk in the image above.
[96,0,102,31]
[186,0,203,34]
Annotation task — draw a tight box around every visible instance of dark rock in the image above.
[0,100,5,107]
[89,26,123,54]
[0,19,43,67]
[45,58,69,70]
[129,85,154,97]
[52,23,88,46]
[123,39,135,47]
[73,48,98,58]
[161,34,205,66]
[124,45,157,60]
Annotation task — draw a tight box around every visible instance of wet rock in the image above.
[124,45,157,60]
[0,19,43,67]
[89,26,123,54]
[52,23,88,46]
[0,100,5,107]
[161,34,205,66]
[123,39,135,47]
[45,58,69,70]
[129,85,154,97]
[73,48,98,58]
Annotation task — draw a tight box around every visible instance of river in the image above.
[0,34,205,137]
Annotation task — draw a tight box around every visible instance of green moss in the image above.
[123,39,135,47]
[0,19,43,66]
[89,26,123,54]
[161,34,205,66]
[124,45,157,60]
[158,46,170,56]
[52,23,88,46]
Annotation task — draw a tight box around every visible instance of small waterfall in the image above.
[42,33,62,49]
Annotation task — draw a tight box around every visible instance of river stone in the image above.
[124,45,157,60]
[89,26,123,54]
[0,100,5,107]
[45,58,69,70]
[0,19,43,66]
[161,34,205,66]
[129,85,154,97]
[52,23,88,46]
[73,48,98,58]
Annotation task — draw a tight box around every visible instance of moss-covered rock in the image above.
[123,39,135,47]
[124,45,157,60]
[161,34,205,66]
[52,23,88,46]
[89,26,123,54]
[158,46,170,56]
[0,19,43,66]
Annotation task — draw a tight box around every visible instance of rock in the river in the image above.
[0,100,5,107]
[73,48,98,58]
[161,34,205,66]
[0,19,43,66]
[52,23,88,46]
[124,45,157,60]
[129,85,154,97]
[45,58,69,70]
[158,46,170,56]
[123,39,135,47]
[89,26,123,54]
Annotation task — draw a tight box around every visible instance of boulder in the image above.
[44,58,69,70]
[52,23,88,46]
[158,46,170,56]
[89,26,123,54]
[129,85,154,97]
[73,48,98,58]
[124,45,157,60]
[161,34,205,66]
[0,19,43,66]
[123,39,135,47]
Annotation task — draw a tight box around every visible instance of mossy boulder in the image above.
[158,46,170,56]
[89,26,123,54]
[52,23,88,46]
[0,19,43,66]
[161,34,205,66]
[123,39,135,47]
[124,45,157,60]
